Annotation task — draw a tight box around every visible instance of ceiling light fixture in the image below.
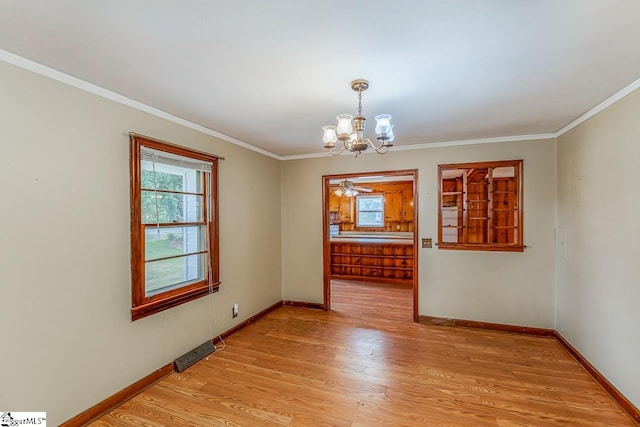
[322,79,394,157]
[333,180,373,197]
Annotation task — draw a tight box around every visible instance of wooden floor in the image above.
[92,280,634,426]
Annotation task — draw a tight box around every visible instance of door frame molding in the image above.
[322,169,419,322]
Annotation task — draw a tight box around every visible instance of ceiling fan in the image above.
[334,179,373,197]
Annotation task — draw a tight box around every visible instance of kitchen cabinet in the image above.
[384,190,403,222]
[339,196,352,223]
[329,192,340,212]
[401,189,414,221]
[330,242,413,284]
[329,192,353,224]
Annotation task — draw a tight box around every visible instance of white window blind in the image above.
[141,146,212,172]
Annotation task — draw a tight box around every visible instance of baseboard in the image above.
[552,331,640,425]
[62,308,640,426]
[420,314,639,425]
[63,300,283,426]
[419,315,556,336]
[60,362,174,427]
[282,300,324,309]
[214,300,284,344]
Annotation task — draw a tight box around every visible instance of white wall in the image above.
[0,61,282,425]
[282,139,557,328]
[556,88,640,408]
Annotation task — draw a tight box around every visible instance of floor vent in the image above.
[174,340,216,372]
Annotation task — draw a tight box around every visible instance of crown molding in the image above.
[555,76,640,137]
[3,49,639,161]
[0,49,282,160]
[280,133,557,160]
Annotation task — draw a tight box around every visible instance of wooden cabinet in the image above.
[384,190,403,222]
[329,192,340,212]
[382,187,413,230]
[329,192,353,224]
[330,242,413,284]
[401,189,414,221]
[339,196,352,223]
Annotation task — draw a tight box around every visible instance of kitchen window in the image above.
[129,134,220,321]
[356,195,384,227]
[438,160,523,252]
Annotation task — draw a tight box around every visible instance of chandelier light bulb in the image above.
[385,125,395,143]
[374,114,392,136]
[322,125,337,146]
[336,114,353,137]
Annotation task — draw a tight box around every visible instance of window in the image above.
[356,195,384,227]
[438,160,523,252]
[130,135,220,321]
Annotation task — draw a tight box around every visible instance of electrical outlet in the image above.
[232,303,239,318]
[422,238,432,248]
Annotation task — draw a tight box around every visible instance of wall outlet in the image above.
[422,238,432,248]
[232,303,239,318]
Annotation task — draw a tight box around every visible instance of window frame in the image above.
[130,135,220,321]
[438,159,524,252]
[356,194,385,228]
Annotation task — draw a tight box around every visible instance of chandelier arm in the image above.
[328,144,347,156]
[365,138,386,152]
[372,145,390,155]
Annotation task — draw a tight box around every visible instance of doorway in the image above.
[322,169,418,322]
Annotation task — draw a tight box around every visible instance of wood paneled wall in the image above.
[329,181,414,232]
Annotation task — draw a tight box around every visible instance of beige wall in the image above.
[282,139,557,327]
[0,61,282,425]
[556,88,640,408]
[5,52,637,421]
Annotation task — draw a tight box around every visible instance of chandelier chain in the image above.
[357,89,363,117]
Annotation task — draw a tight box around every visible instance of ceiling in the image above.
[2,1,640,158]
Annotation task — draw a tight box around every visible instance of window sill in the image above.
[437,243,524,253]
[131,281,220,321]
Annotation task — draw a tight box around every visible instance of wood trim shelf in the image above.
[330,274,413,285]
[331,252,413,259]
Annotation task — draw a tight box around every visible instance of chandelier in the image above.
[322,79,394,157]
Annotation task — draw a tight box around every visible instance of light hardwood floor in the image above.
[92,280,634,426]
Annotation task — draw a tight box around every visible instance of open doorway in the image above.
[322,169,418,322]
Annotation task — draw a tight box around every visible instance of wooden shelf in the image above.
[330,241,413,284]
[332,253,413,259]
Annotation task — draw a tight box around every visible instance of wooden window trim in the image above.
[130,135,220,321]
[438,160,524,252]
